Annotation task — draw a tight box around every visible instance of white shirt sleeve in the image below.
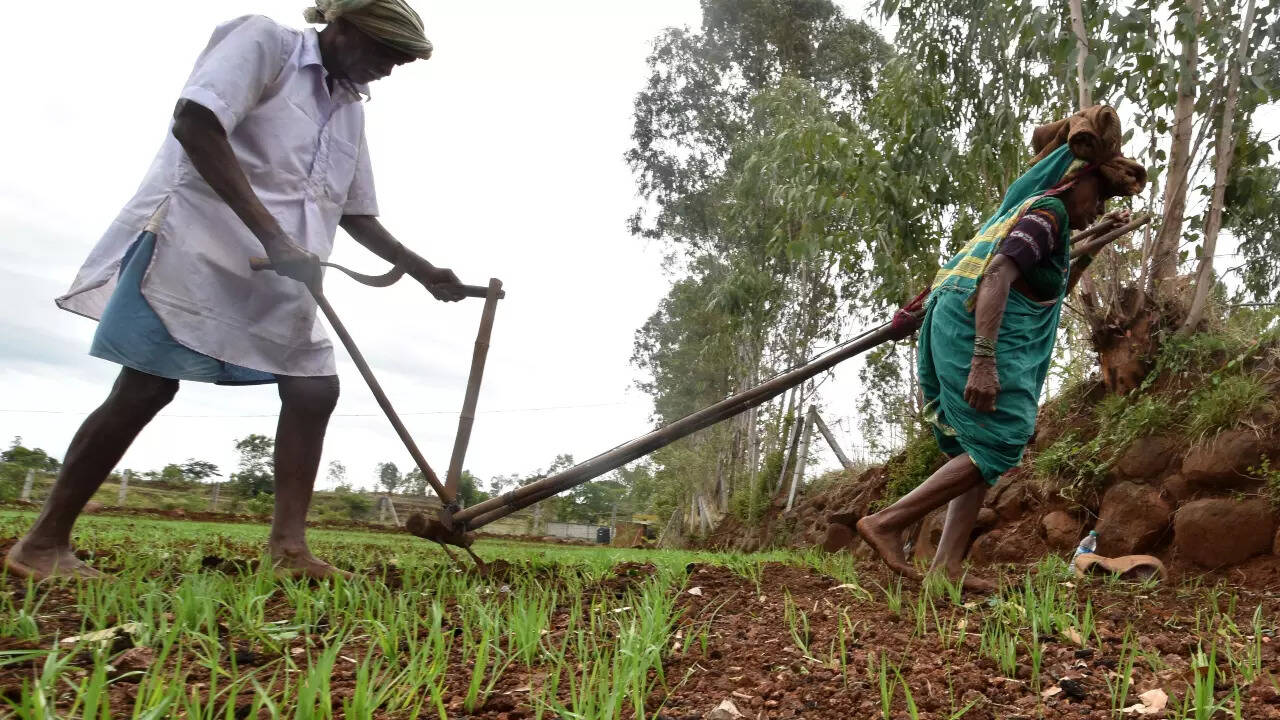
[178,16,292,134]
[343,131,380,215]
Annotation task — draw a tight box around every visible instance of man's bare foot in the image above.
[856,516,920,580]
[269,544,353,581]
[4,540,106,581]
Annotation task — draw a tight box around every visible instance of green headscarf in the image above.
[304,0,433,60]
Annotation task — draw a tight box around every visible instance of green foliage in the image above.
[2,437,61,473]
[457,470,488,508]
[1036,311,1278,499]
[729,473,772,525]
[243,493,274,517]
[1184,375,1271,440]
[1034,392,1176,497]
[1248,456,1280,507]
[229,434,274,499]
[627,1,893,519]
[375,462,401,495]
[180,459,220,482]
[878,432,944,508]
[330,486,373,521]
[0,462,27,502]
[1226,139,1280,303]
[1151,307,1280,381]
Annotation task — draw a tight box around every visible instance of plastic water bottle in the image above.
[1072,530,1098,562]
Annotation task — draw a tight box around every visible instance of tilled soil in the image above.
[2,535,1279,719]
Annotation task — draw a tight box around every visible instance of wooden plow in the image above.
[256,210,1151,565]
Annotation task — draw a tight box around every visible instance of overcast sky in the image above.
[1,0,878,492]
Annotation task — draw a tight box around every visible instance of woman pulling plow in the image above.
[853,107,1148,592]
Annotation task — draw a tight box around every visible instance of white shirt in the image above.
[58,15,379,376]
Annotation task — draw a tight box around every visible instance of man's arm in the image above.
[339,215,464,302]
[965,255,1019,413]
[171,100,316,281]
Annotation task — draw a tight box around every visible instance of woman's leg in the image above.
[857,454,985,579]
[7,368,178,578]
[928,482,992,590]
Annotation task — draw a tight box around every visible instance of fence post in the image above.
[812,411,855,470]
[117,470,130,506]
[785,405,816,512]
[210,481,220,512]
[20,470,34,502]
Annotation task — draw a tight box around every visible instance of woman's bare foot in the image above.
[269,544,353,581]
[929,563,996,594]
[856,515,921,580]
[4,539,106,581]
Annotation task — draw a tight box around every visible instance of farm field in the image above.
[1,510,1278,719]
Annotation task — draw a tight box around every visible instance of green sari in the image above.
[918,145,1080,484]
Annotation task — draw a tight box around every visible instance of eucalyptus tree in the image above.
[628,0,890,514]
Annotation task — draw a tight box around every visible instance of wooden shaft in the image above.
[456,319,902,529]
[1071,212,1153,259]
[1069,216,1119,245]
[445,279,503,500]
[812,411,854,469]
[307,282,451,503]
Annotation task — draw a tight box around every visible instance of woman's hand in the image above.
[965,355,1000,412]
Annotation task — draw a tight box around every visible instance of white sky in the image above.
[0,0,874,491]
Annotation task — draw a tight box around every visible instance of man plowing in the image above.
[7,0,462,580]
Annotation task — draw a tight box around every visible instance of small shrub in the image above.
[244,492,274,517]
[876,432,944,509]
[0,462,26,502]
[1033,394,1175,500]
[1248,456,1280,507]
[335,491,373,521]
[730,475,772,524]
[1184,375,1270,440]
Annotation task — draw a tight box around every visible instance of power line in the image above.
[0,400,634,419]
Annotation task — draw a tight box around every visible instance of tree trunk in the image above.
[1182,0,1254,334]
[1148,0,1202,290]
[773,387,799,492]
[1069,0,1092,109]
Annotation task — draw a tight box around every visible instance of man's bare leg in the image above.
[857,454,984,581]
[6,368,179,579]
[928,483,994,592]
[269,375,349,579]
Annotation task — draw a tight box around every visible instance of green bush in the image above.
[1184,375,1271,440]
[730,475,772,525]
[1033,392,1177,502]
[334,491,373,521]
[876,432,944,509]
[244,493,274,517]
[0,462,26,502]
